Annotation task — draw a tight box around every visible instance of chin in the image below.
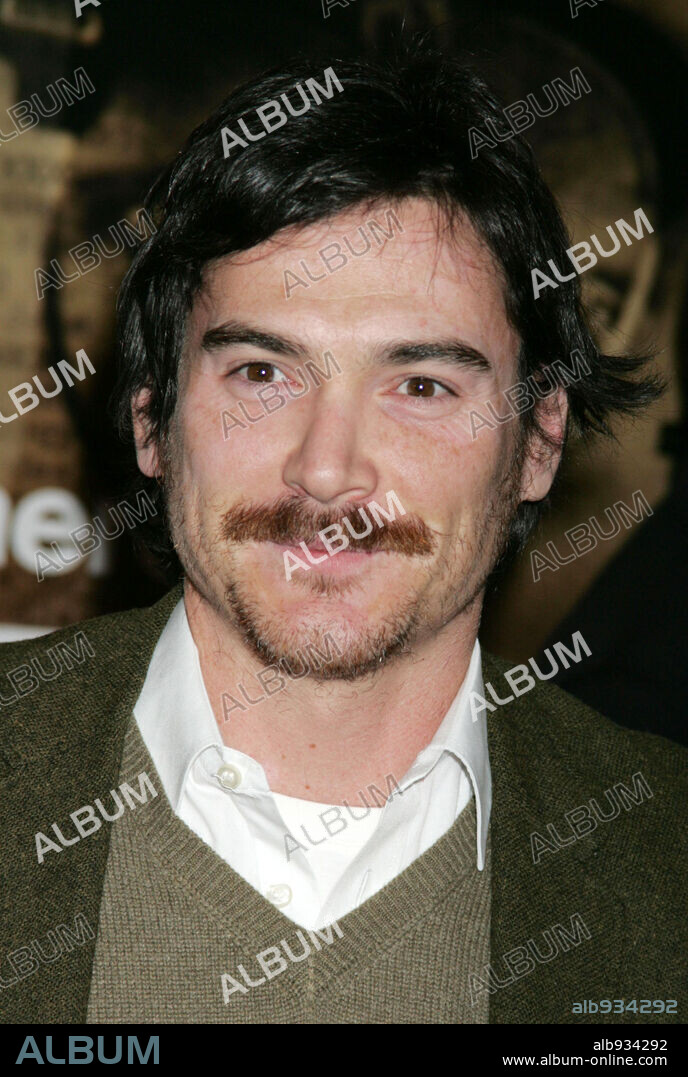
[223,575,425,682]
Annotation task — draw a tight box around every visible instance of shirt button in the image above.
[266,884,292,907]
[216,764,241,790]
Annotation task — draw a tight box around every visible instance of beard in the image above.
[220,574,427,681]
[161,431,523,683]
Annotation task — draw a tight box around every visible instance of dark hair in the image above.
[113,42,661,575]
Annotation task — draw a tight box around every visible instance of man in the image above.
[0,47,685,1025]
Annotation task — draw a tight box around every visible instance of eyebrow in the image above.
[201,320,308,358]
[378,340,492,372]
[201,320,492,371]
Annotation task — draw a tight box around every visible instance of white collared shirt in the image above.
[134,599,491,930]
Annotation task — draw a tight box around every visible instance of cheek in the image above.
[444,424,510,488]
[444,434,516,533]
[180,404,278,511]
[370,413,514,536]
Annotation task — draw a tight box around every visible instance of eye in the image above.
[234,362,289,383]
[397,376,454,398]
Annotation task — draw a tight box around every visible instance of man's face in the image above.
[135,198,560,678]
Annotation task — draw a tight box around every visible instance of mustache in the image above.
[219,497,436,556]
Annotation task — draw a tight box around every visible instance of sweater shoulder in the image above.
[482,649,688,793]
[0,584,181,670]
[0,604,148,669]
[0,587,181,748]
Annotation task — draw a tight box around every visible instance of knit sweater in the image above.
[86,719,490,1023]
[0,584,686,1024]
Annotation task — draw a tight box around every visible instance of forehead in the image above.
[193,197,517,359]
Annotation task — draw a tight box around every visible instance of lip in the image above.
[268,540,381,574]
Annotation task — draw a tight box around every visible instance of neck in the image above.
[184,580,481,804]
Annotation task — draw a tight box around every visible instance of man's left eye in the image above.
[235,362,289,383]
[397,376,453,398]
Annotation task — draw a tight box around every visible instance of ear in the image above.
[131,388,162,479]
[519,385,568,503]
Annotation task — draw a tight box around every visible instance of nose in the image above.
[282,378,378,507]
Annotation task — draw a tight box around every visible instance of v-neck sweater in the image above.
[86,717,491,1024]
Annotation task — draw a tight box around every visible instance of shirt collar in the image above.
[135,598,491,867]
[134,598,221,813]
[398,638,491,869]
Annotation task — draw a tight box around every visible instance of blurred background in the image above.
[0,0,685,740]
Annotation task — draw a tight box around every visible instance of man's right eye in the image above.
[233,362,288,383]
